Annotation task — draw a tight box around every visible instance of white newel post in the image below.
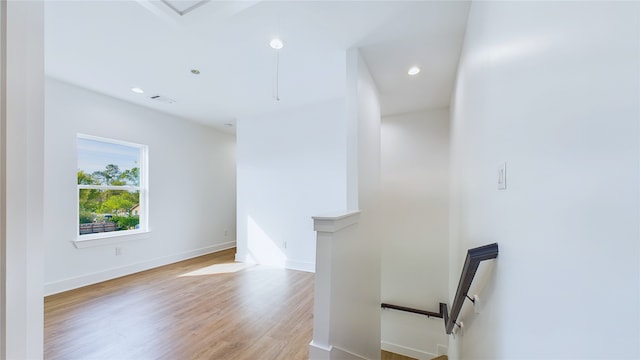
[309,211,361,360]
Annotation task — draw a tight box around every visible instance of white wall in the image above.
[449,1,639,359]
[1,2,45,358]
[349,50,382,212]
[236,99,348,272]
[337,48,381,360]
[380,109,449,359]
[43,78,236,294]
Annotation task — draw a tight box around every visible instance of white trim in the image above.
[381,341,437,360]
[44,241,236,296]
[234,252,316,273]
[78,184,139,191]
[312,210,360,233]
[285,259,315,273]
[139,138,149,231]
[309,341,332,360]
[77,133,146,149]
[73,230,150,248]
[437,344,448,356]
[310,346,372,360]
[330,346,368,360]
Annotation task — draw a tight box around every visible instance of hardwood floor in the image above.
[44,248,314,360]
[380,350,418,360]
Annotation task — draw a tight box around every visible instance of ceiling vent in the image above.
[160,0,209,16]
[150,95,176,104]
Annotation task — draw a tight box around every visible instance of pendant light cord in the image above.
[275,50,280,101]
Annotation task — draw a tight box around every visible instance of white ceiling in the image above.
[44,0,470,133]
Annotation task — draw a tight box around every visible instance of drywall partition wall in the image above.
[2,2,45,358]
[380,109,449,359]
[308,50,381,359]
[449,1,640,359]
[43,78,236,294]
[347,49,382,212]
[324,48,381,360]
[236,98,348,272]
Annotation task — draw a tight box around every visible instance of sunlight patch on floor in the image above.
[178,262,255,277]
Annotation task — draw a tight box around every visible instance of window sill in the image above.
[73,230,151,249]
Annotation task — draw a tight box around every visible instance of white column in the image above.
[1,1,45,358]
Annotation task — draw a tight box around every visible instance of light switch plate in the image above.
[498,162,507,190]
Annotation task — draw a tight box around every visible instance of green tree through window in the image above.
[77,135,147,237]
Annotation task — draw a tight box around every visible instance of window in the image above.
[77,134,147,240]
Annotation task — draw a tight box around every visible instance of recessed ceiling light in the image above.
[270,38,284,50]
[131,87,144,94]
[191,69,200,75]
[408,66,421,76]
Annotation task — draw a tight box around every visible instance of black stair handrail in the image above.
[444,243,498,334]
[380,243,498,335]
[381,302,445,318]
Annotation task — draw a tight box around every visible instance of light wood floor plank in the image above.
[381,350,419,360]
[44,248,314,360]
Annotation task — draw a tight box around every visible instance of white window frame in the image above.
[74,134,149,248]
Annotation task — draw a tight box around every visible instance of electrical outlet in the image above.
[115,247,122,256]
[224,229,228,237]
[283,241,287,249]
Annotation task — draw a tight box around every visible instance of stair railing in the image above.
[380,302,446,319]
[443,243,498,334]
[381,243,499,335]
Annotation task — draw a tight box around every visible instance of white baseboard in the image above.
[330,346,368,360]
[437,344,448,356]
[309,341,332,360]
[381,341,437,360]
[286,259,315,272]
[44,241,236,296]
[235,252,315,273]
[309,342,369,360]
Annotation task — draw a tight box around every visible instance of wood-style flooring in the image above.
[381,350,417,360]
[44,248,314,360]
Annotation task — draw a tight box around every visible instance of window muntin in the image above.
[77,135,147,238]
